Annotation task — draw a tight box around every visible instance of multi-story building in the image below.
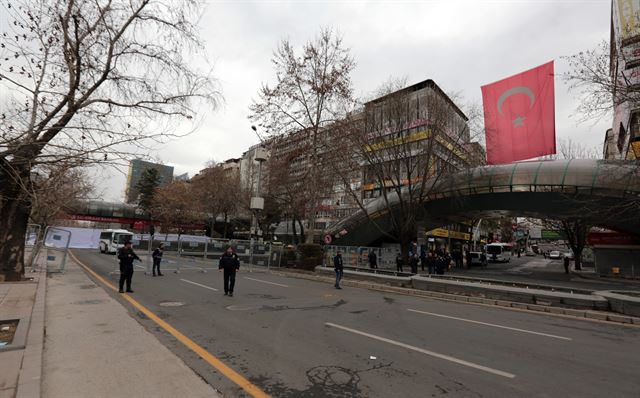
[229,79,486,242]
[606,0,640,160]
[124,159,174,203]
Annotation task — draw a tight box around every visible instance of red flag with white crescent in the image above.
[481,61,556,164]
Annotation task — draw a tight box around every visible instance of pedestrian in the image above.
[420,247,427,271]
[427,251,436,275]
[480,250,487,269]
[410,253,419,274]
[368,250,377,269]
[395,252,404,273]
[219,246,240,296]
[117,241,141,293]
[465,250,472,268]
[334,250,344,289]
[152,243,164,276]
[435,254,445,275]
[563,255,570,274]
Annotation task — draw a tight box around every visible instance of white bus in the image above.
[485,243,513,263]
[98,229,134,254]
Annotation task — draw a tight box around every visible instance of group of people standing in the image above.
[116,242,240,296]
[394,249,452,275]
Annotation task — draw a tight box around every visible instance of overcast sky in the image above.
[97,0,611,201]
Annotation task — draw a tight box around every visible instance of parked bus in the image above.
[98,229,134,254]
[485,243,513,263]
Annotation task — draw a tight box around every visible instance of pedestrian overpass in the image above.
[325,159,640,246]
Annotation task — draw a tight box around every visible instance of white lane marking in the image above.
[407,309,572,341]
[180,279,219,291]
[243,277,289,288]
[325,322,515,379]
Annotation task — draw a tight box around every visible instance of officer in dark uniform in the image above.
[219,246,240,296]
[117,241,141,293]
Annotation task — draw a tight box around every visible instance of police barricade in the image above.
[132,234,153,274]
[174,236,209,273]
[43,227,71,273]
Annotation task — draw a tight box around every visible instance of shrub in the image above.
[296,243,323,271]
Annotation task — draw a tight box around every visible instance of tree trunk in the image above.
[574,250,583,271]
[223,213,228,238]
[291,216,298,245]
[0,196,31,281]
[297,218,306,244]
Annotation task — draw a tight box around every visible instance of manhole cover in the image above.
[159,301,186,307]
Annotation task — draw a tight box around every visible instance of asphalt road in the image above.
[71,249,640,398]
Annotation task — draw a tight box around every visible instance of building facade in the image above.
[230,79,486,242]
[607,0,640,160]
[124,159,174,203]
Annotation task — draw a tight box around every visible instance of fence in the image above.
[129,235,285,273]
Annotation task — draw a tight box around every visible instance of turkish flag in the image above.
[481,61,556,164]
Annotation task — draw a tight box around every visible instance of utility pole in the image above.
[249,126,267,272]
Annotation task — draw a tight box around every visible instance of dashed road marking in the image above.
[407,309,572,341]
[325,322,516,379]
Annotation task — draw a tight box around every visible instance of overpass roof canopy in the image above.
[429,159,640,200]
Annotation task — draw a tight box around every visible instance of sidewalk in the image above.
[42,258,221,398]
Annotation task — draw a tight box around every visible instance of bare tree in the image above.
[151,181,200,238]
[563,41,619,122]
[27,163,93,266]
[249,27,356,244]
[329,79,480,260]
[191,163,239,238]
[0,0,219,280]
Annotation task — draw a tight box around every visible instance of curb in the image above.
[15,266,47,398]
[269,269,640,327]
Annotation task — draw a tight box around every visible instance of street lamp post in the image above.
[249,126,267,272]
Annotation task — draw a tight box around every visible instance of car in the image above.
[525,250,535,256]
[549,250,561,259]
[564,251,575,260]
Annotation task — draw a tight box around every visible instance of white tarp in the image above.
[51,227,102,249]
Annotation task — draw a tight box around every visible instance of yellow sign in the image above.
[365,130,432,152]
[426,228,470,241]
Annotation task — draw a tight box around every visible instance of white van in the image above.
[485,243,513,263]
[98,229,134,254]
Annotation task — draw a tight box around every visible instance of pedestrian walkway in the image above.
[42,259,220,398]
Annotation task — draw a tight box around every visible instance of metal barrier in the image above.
[125,236,282,274]
[43,227,71,273]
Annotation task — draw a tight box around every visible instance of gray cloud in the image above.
[99,0,611,200]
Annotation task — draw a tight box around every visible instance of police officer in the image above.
[334,250,344,289]
[152,242,164,276]
[118,241,141,293]
[219,246,240,296]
